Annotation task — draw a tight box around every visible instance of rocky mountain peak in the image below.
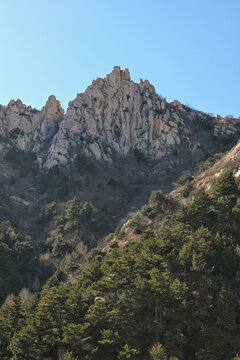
[39,96,64,131]
[0,95,64,155]
[44,66,240,168]
[0,67,239,170]
[43,95,64,116]
[105,65,131,83]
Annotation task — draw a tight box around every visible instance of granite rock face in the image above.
[0,95,64,161]
[0,66,239,169]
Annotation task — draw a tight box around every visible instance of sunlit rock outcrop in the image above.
[0,67,239,169]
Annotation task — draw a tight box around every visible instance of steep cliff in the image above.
[0,95,64,157]
[0,66,239,170]
[44,66,240,168]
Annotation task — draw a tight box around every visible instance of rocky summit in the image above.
[0,66,239,170]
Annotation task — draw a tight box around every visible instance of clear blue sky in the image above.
[0,0,239,117]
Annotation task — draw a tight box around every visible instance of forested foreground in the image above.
[1,173,240,359]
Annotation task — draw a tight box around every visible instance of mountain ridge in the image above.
[1,66,239,171]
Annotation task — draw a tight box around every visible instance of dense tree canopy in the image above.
[1,173,240,359]
[0,221,38,304]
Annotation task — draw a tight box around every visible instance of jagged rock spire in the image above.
[0,67,239,168]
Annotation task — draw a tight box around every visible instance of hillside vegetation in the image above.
[1,173,240,359]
